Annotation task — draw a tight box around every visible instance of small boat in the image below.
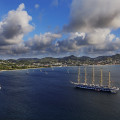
[51,67,54,71]
[26,69,29,74]
[67,69,69,74]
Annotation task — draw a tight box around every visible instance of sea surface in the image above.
[0,65,120,120]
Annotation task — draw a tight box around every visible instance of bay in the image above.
[0,65,120,120]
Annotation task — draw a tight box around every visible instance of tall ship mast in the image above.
[84,67,87,85]
[108,71,111,88]
[71,66,119,93]
[78,67,80,84]
[92,65,95,85]
[100,69,103,86]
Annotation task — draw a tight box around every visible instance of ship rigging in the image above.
[71,66,119,93]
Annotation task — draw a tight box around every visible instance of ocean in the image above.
[0,65,120,120]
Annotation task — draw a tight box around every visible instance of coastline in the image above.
[0,64,119,72]
[0,67,45,72]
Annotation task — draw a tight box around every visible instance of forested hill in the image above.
[0,54,120,70]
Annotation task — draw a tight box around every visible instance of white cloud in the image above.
[68,32,86,40]
[86,29,114,45]
[64,0,120,32]
[61,0,120,56]
[1,2,120,58]
[26,32,61,53]
[55,29,120,56]
[17,3,25,11]
[0,3,34,55]
[0,3,34,45]
[35,4,39,9]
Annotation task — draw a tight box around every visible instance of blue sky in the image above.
[0,0,120,59]
[0,0,70,38]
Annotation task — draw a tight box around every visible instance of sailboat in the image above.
[71,66,119,93]
[26,69,29,74]
[67,69,69,74]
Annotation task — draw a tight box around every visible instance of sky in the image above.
[0,0,120,59]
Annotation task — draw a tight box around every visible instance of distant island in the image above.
[0,54,120,71]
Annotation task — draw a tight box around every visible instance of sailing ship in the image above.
[71,66,119,93]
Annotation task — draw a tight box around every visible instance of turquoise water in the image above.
[0,65,120,120]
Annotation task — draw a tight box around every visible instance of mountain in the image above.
[17,58,39,61]
[1,54,120,66]
[60,55,78,60]
[8,54,120,63]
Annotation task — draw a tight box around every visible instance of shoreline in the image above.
[0,67,45,72]
[0,64,120,72]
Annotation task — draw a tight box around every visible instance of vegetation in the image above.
[1,54,120,71]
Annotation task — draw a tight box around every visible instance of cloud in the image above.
[10,43,29,55]
[63,0,120,32]
[56,33,87,53]
[0,43,29,55]
[55,29,120,56]
[0,3,34,55]
[0,3,34,46]
[61,0,120,56]
[4,30,120,57]
[35,4,39,9]
[1,2,120,58]
[26,32,61,53]
[86,29,114,45]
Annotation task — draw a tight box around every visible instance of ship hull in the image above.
[75,84,119,93]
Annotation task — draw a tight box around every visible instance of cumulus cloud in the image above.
[0,3,33,46]
[26,32,61,53]
[55,29,120,56]
[1,1,120,58]
[86,29,114,45]
[60,0,120,56]
[56,33,87,53]
[0,3,34,55]
[63,0,120,32]
[10,43,29,55]
[35,4,39,9]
